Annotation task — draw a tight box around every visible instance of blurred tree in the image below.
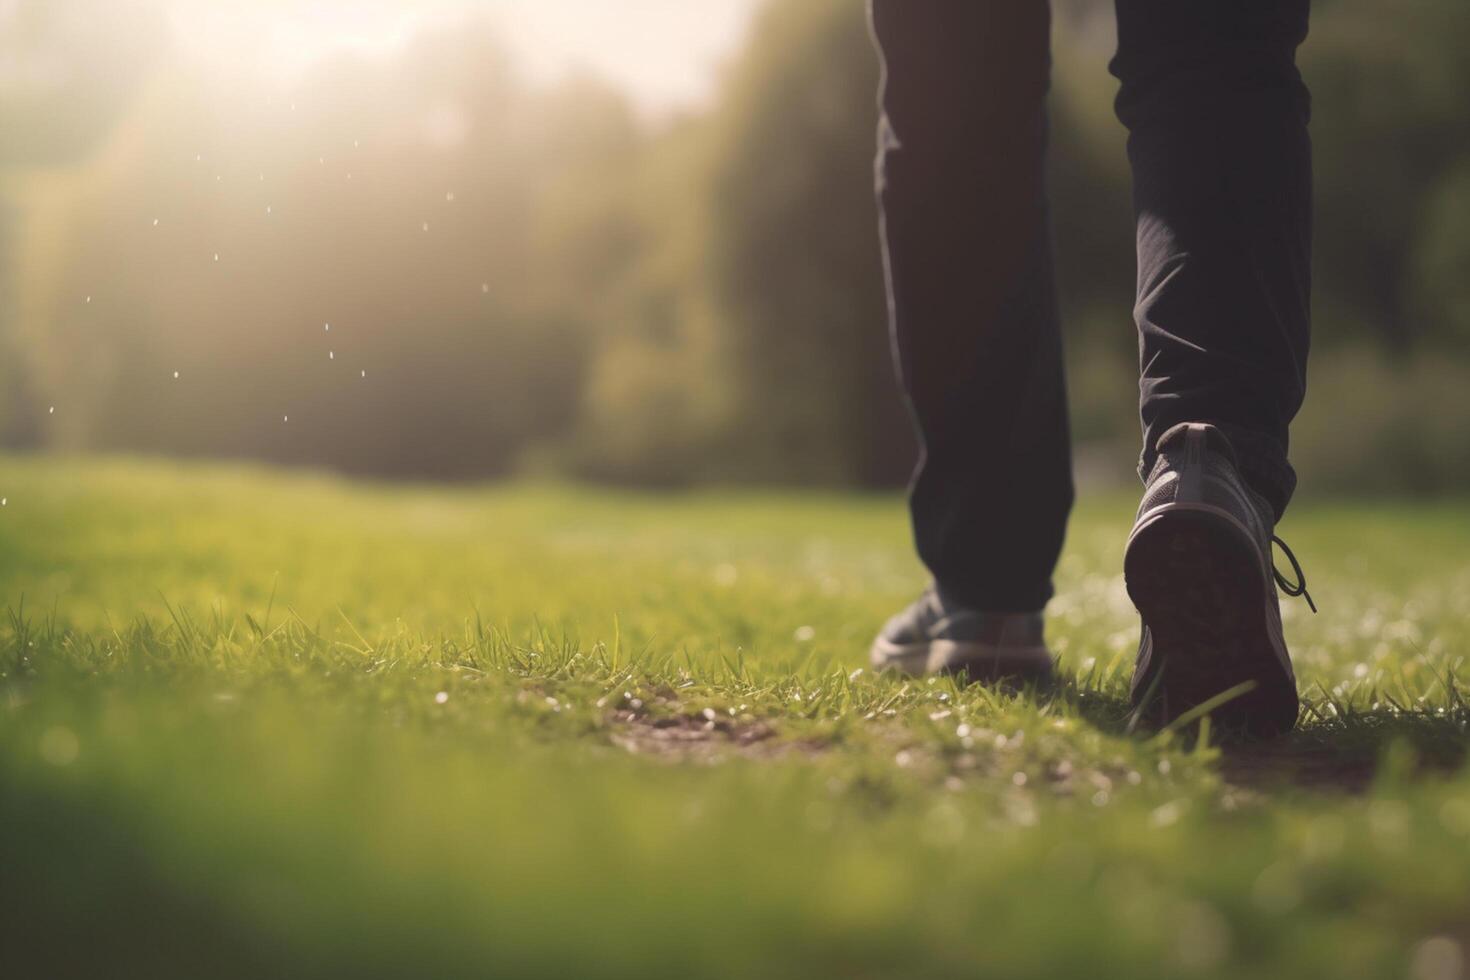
[12,20,603,479]
[0,0,165,446]
[1306,0,1470,348]
[702,0,914,488]
[1411,164,1470,346]
[4,0,1469,491]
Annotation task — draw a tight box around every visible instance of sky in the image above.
[166,0,764,116]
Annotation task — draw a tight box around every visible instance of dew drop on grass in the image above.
[1252,863,1303,914]
[1411,937,1464,980]
[1174,902,1231,973]
[38,726,79,766]
[1440,798,1470,835]
[1150,801,1185,829]
[921,802,965,845]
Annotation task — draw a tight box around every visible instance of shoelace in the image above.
[1271,535,1318,614]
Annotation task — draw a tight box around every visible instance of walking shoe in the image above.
[1125,423,1315,738]
[870,585,1055,684]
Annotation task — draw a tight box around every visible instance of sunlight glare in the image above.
[165,0,759,114]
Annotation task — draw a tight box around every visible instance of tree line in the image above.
[3,0,1467,489]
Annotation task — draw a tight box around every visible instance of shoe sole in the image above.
[1124,505,1299,738]
[870,638,1055,685]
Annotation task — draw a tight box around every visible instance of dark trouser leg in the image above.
[1112,0,1313,521]
[870,0,1073,614]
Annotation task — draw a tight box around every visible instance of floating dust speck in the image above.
[173,371,180,379]
[85,296,92,303]
[48,406,54,414]
[266,205,272,215]
[422,221,430,232]
[1,498,6,507]
[324,323,330,332]
[481,283,489,294]
[794,625,816,643]
[283,415,289,423]
[152,218,159,226]
[329,351,334,360]
[446,191,455,202]
[435,692,449,705]
[213,253,219,262]
[360,370,366,379]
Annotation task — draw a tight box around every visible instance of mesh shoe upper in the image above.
[1137,422,1275,556]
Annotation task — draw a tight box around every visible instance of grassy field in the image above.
[2,455,1469,979]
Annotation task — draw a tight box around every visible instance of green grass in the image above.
[2,455,1469,979]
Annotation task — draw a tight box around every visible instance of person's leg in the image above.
[1112,0,1313,521]
[1113,0,1314,735]
[870,0,1073,617]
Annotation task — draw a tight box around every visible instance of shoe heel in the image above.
[1125,508,1298,738]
